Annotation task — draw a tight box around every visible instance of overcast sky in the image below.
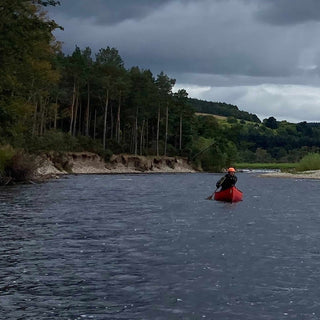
[47,0,320,123]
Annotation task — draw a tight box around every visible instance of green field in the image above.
[235,163,297,171]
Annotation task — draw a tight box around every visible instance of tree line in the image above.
[1,0,320,180]
[189,98,260,123]
[1,1,197,159]
[53,45,194,157]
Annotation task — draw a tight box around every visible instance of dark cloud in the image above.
[47,0,320,122]
[50,0,320,27]
[49,0,319,79]
[49,0,174,25]
[255,0,320,25]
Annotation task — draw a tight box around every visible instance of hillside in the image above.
[195,113,228,120]
[189,98,261,123]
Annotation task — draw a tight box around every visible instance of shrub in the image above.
[26,130,79,152]
[0,145,15,174]
[0,147,37,184]
[7,151,37,182]
[100,149,113,162]
[106,139,123,154]
[166,143,177,157]
[296,153,320,171]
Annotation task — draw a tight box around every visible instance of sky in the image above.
[46,0,320,123]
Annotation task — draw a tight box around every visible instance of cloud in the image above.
[51,0,320,78]
[48,0,175,25]
[173,84,211,98]
[47,0,320,122]
[255,0,320,25]
[175,83,320,123]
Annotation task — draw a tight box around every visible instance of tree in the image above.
[155,72,175,156]
[128,67,157,155]
[66,46,83,135]
[81,47,93,137]
[0,0,61,142]
[263,116,278,129]
[114,69,130,144]
[95,47,125,148]
[0,0,61,95]
[173,89,189,151]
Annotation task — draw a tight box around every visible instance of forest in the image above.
[1,0,320,183]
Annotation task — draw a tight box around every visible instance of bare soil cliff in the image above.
[34,152,196,179]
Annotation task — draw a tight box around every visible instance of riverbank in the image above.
[32,152,197,181]
[259,169,320,179]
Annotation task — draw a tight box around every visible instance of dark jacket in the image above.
[216,173,237,190]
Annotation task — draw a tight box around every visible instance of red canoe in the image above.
[214,186,243,202]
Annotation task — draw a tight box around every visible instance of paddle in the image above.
[206,176,226,200]
[206,187,219,200]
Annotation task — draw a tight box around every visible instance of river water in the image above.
[0,172,320,320]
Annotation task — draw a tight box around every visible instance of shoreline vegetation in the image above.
[238,153,320,179]
[2,2,320,186]
[236,162,297,170]
[2,151,320,186]
[3,152,320,187]
[237,163,320,179]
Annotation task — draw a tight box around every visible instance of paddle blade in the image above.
[206,188,218,200]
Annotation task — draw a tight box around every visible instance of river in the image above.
[0,173,320,319]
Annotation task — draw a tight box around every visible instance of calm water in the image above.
[1,173,320,320]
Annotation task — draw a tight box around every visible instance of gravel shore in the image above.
[260,170,320,179]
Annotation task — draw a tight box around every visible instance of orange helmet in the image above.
[227,167,236,172]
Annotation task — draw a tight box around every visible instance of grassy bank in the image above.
[235,162,297,171]
[236,153,320,172]
[295,153,320,171]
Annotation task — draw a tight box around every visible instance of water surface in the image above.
[1,173,320,319]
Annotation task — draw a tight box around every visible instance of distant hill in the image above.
[194,113,228,120]
[304,122,320,127]
[188,98,261,123]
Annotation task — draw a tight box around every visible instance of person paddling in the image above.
[216,167,237,191]
[207,167,238,200]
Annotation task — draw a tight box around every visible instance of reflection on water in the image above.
[1,173,320,319]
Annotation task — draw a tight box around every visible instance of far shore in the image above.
[35,153,320,181]
[259,169,320,179]
[31,152,197,182]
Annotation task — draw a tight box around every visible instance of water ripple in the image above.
[1,173,320,319]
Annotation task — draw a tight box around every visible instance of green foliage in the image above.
[0,97,34,139]
[0,145,15,174]
[195,116,220,138]
[100,149,113,162]
[2,0,320,177]
[0,146,37,184]
[0,0,61,94]
[156,72,176,101]
[263,116,278,129]
[76,136,113,161]
[7,150,37,182]
[27,130,80,152]
[190,137,237,172]
[255,148,273,163]
[236,162,297,170]
[189,98,261,123]
[296,153,320,171]
[227,116,238,124]
[96,47,124,68]
[24,130,114,163]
